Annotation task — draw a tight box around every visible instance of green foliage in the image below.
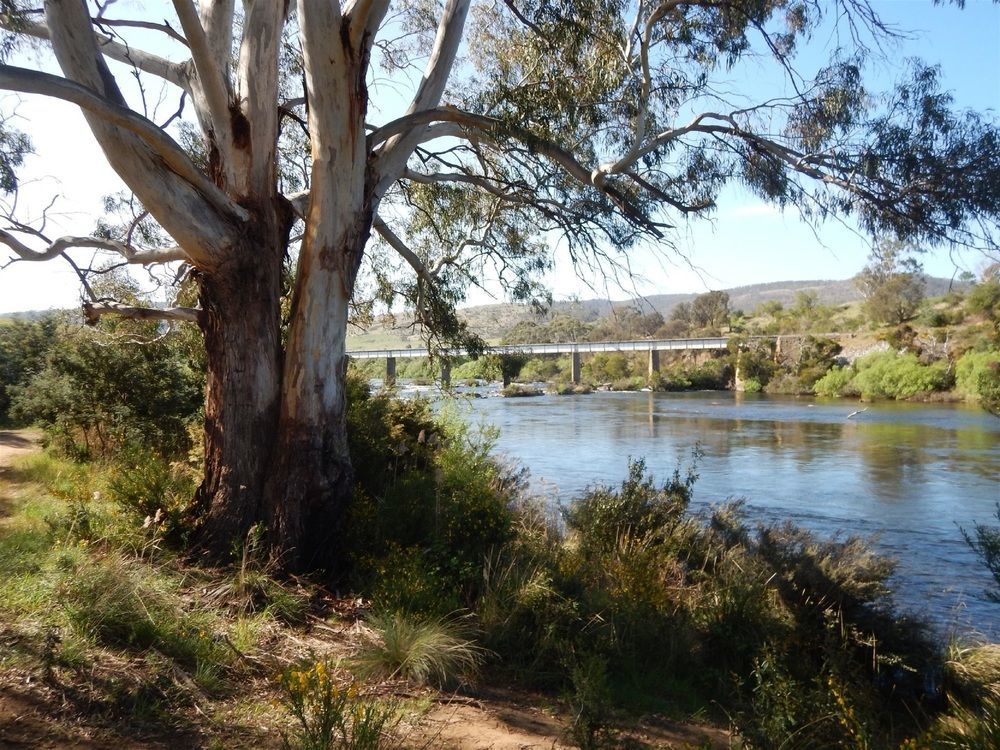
[955,349,1000,409]
[587,307,664,341]
[11,321,202,458]
[851,351,950,400]
[354,612,485,687]
[650,356,732,392]
[468,457,942,742]
[501,383,545,397]
[966,276,1000,342]
[0,316,58,425]
[856,241,926,325]
[689,291,731,332]
[979,363,1000,416]
[517,355,569,382]
[910,644,1000,749]
[105,444,198,546]
[583,352,643,384]
[962,504,1000,603]
[565,653,617,750]
[794,335,843,387]
[564,458,695,557]
[280,661,401,750]
[813,365,857,397]
[729,335,776,388]
[344,377,517,612]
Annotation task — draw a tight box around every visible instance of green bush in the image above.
[813,365,857,397]
[11,322,202,458]
[955,349,1000,403]
[517,355,568,382]
[344,378,517,612]
[354,612,485,686]
[105,444,198,546]
[851,351,950,400]
[0,316,58,426]
[280,660,401,750]
[564,459,694,556]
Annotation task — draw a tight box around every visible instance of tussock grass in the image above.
[354,612,486,686]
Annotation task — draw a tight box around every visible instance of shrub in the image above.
[564,459,694,557]
[501,383,545,397]
[344,378,517,612]
[813,365,856,397]
[11,322,202,458]
[962,504,1000,602]
[105,444,198,546]
[955,349,1000,404]
[280,660,401,750]
[851,351,950,400]
[354,612,485,686]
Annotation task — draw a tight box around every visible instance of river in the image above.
[417,387,1000,639]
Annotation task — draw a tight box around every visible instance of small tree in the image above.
[690,291,731,331]
[855,241,926,325]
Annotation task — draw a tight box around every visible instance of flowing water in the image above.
[423,387,1000,638]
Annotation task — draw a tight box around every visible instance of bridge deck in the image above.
[348,337,734,359]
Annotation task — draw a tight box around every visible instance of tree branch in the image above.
[373,107,665,235]
[13,18,189,89]
[92,16,188,45]
[0,65,246,229]
[373,216,436,285]
[83,300,201,324]
[172,0,238,186]
[372,0,472,199]
[0,230,190,265]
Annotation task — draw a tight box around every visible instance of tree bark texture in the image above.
[196,202,289,553]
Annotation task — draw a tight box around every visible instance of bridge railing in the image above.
[347,336,734,360]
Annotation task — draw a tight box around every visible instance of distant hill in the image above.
[348,276,964,346]
[452,276,962,341]
[0,309,66,322]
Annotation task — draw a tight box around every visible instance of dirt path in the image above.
[0,429,41,471]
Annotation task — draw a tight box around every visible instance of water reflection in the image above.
[448,389,1000,637]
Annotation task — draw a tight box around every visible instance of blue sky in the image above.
[0,0,998,314]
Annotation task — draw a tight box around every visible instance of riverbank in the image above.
[3,380,999,748]
[0,441,729,749]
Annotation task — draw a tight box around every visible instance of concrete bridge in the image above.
[348,336,739,385]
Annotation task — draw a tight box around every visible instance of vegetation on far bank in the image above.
[347,267,1000,412]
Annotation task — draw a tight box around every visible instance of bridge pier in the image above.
[441,361,451,388]
[648,348,660,379]
[385,356,396,386]
[571,349,582,384]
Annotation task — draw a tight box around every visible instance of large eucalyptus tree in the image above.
[0,0,997,570]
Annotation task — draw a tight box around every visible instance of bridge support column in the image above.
[385,356,396,386]
[648,349,660,380]
[441,361,451,388]
[571,350,582,384]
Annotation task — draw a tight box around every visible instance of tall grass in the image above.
[354,612,486,686]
